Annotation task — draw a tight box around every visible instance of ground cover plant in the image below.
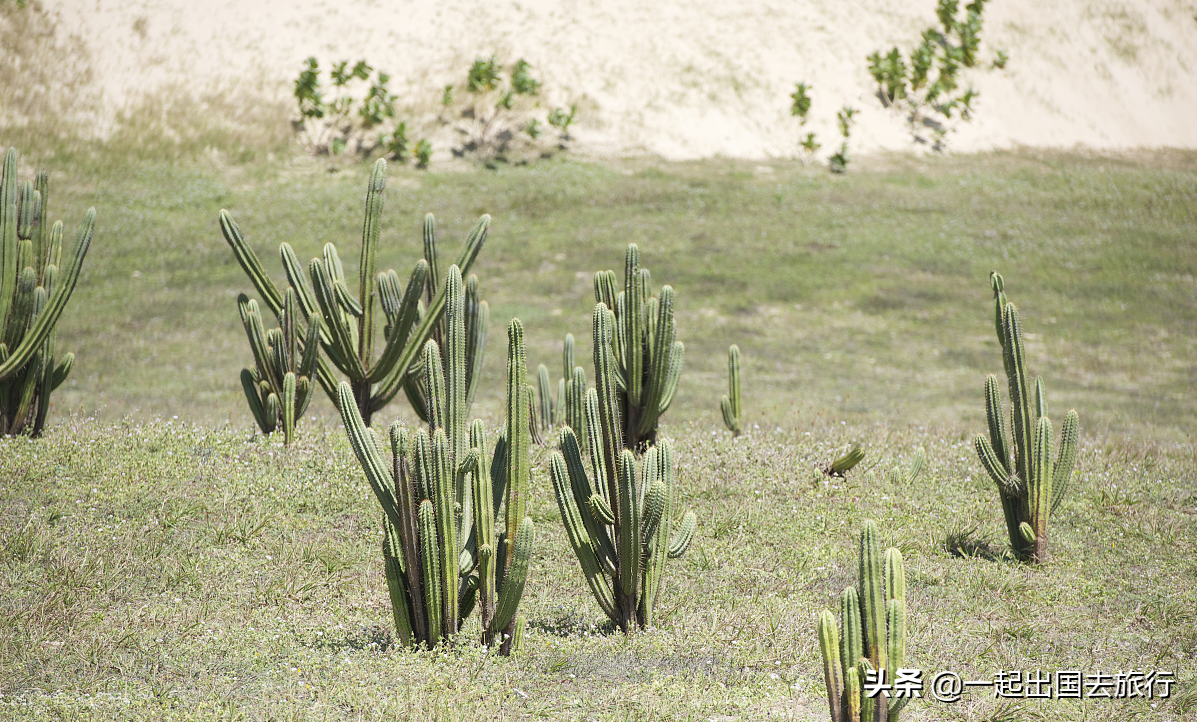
[0,143,1194,720]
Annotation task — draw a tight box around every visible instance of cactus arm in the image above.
[470,420,496,638]
[358,159,385,368]
[0,209,93,381]
[279,242,320,324]
[452,214,491,282]
[1050,409,1079,515]
[624,245,643,411]
[885,548,905,608]
[636,284,676,438]
[537,364,552,431]
[592,305,624,504]
[492,517,533,632]
[567,366,587,451]
[640,480,666,547]
[839,587,863,674]
[422,214,439,306]
[333,278,364,318]
[240,369,271,433]
[430,429,458,637]
[418,499,443,647]
[504,320,530,549]
[388,424,429,645]
[845,666,861,722]
[219,210,283,316]
[667,510,696,558]
[907,446,925,484]
[562,333,575,386]
[974,435,1012,493]
[858,659,876,722]
[859,521,886,670]
[550,449,617,620]
[615,449,640,627]
[560,427,617,571]
[642,439,676,620]
[383,554,414,648]
[336,382,404,534]
[310,258,366,379]
[0,149,17,343]
[1030,416,1053,562]
[366,260,428,384]
[658,341,684,414]
[281,372,297,445]
[886,598,906,718]
[1003,303,1034,492]
[464,278,487,409]
[817,608,844,722]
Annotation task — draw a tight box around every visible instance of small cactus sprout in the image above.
[549,303,695,632]
[825,444,865,477]
[817,521,912,722]
[720,344,742,436]
[0,148,96,437]
[973,271,1079,563]
[888,447,925,485]
[221,158,490,427]
[338,272,532,654]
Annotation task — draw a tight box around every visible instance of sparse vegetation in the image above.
[866,0,1008,149]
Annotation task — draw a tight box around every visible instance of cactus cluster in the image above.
[221,158,489,431]
[533,332,589,449]
[550,302,696,633]
[720,344,742,435]
[0,148,94,437]
[818,521,910,722]
[236,290,321,445]
[591,244,683,452]
[339,267,532,653]
[974,271,1079,563]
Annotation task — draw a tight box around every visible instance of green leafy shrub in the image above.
[829,106,856,174]
[0,148,95,437]
[292,57,412,160]
[865,0,1008,149]
[339,275,533,654]
[220,159,489,427]
[973,271,1079,563]
[818,521,912,721]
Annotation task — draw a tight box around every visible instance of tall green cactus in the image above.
[339,272,533,653]
[818,521,912,722]
[236,289,322,444]
[0,148,95,437]
[590,244,684,452]
[973,271,1079,563]
[220,158,489,427]
[549,302,696,633]
[720,344,742,435]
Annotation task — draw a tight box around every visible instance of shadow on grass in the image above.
[528,611,619,638]
[310,625,394,653]
[941,524,1005,562]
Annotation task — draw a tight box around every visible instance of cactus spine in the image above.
[0,148,95,437]
[590,244,683,452]
[973,271,1079,563]
[221,158,489,427]
[338,268,532,654]
[818,521,911,722]
[720,344,742,435]
[549,302,695,633]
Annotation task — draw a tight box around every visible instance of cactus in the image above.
[887,447,925,486]
[236,289,321,444]
[0,148,95,437]
[825,444,865,477]
[818,521,912,722]
[720,344,742,435]
[589,244,684,452]
[974,271,1079,563]
[549,302,695,633]
[338,271,532,654]
[220,158,489,427]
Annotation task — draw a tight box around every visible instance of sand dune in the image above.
[39,0,1197,159]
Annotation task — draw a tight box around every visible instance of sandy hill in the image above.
[18,0,1197,159]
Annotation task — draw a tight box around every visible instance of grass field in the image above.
[0,142,1195,721]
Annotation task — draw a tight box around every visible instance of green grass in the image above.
[0,135,1195,720]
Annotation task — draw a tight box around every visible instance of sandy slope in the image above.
[37,0,1197,159]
